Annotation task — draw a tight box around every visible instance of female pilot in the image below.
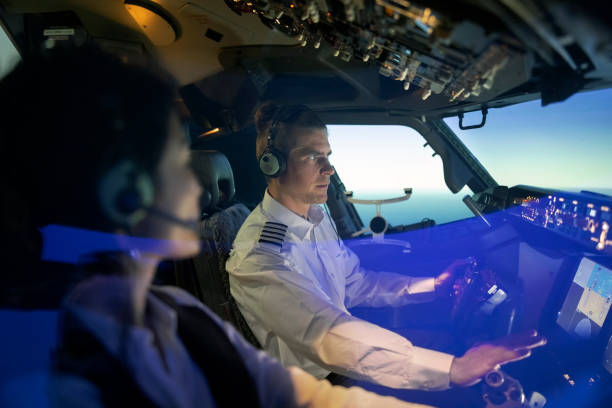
[0,46,427,407]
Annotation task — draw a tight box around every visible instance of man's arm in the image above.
[340,241,436,308]
[164,284,442,405]
[340,240,467,308]
[218,308,439,407]
[288,366,436,408]
[228,246,454,390]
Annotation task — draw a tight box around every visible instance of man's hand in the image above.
[435,259,468,297]
[450,330,547,387]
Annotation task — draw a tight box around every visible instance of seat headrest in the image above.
[190,150,236,211]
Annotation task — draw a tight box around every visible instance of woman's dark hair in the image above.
[0,45,177,233]
[0,46,178,306]
[254,101,326,161]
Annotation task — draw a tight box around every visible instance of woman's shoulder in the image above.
[150,285,219,320]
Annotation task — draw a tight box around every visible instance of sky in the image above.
[0,24,20,79]
[328,88,612,195]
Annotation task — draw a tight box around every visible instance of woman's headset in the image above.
[258,105,308,178]
[98,160,155,229]
[98,160,199,232]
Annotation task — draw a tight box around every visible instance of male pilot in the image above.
[226,102,545,391]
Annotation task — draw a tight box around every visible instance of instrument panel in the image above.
[557,258,612,340]
[507,187,612,255]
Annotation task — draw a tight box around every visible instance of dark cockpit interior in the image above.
[1,1,611,407]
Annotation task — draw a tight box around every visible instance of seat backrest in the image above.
[174,151,260,348]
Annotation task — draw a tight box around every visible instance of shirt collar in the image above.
[261,190,325,240]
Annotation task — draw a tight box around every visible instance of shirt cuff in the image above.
[408,277,436,295]
[409,346,454,390]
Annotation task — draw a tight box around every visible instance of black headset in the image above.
[98,160,155,229]
[258,104,308,178]
[98,160,200,231]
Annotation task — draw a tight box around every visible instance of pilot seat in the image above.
[173,150,261,348]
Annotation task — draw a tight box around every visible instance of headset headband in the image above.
[267,104,309,149]
[259,104,310,178]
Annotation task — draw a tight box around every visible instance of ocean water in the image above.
[348,190,474,227]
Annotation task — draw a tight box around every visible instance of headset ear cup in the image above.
[98,160,155,228]
[273,147,287,175]
[259,147,286,178]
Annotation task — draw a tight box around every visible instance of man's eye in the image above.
[307,154,317,160]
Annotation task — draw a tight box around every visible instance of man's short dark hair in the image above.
[254,102,326,165]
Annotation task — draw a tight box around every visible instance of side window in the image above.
[444,89,612,194]
[327,125,473,226]
[1,22,20,80]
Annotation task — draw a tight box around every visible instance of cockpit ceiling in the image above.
[207,0,612,117]
[214,44,535,115]
[1,0,298,84]
[2,0,612,120]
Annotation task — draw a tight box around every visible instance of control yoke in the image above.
[346,188,412,239]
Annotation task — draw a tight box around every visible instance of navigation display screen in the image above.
[557,258,612,338]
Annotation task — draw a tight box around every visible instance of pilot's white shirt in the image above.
[227,191,455,390]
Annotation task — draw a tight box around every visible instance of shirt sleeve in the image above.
[339,240,437,309]
[287,366,436,408]
[228,247,454,390]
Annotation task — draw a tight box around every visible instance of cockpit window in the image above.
[445,89,612,195]
[0,22,20,80]
[327,125,473,227]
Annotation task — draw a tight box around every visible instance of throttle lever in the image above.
[482,369,525,408]
[482,370,546,408]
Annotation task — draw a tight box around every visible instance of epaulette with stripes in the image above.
[258,221,288,251]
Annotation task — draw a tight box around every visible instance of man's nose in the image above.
[320,158,335,175]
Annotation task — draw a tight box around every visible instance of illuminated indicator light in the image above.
[559,197,565,202]
[602,206,610,212]
[588,203,595,208]
[199,128,220,138]
[548,195,552,199]
[569,380,575,386]
[563,374,570,380]
[572,200,578,205]
[449,88,464,102]
[598,222,609,251]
